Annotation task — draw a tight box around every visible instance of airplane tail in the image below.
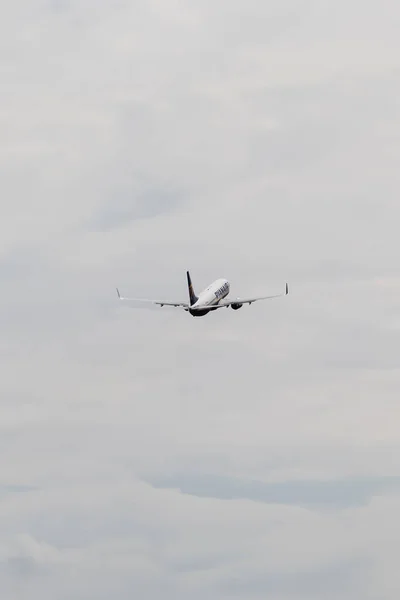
[186,271,198,306]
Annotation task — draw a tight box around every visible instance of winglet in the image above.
[116,288,121,299]
[285,282,289,295]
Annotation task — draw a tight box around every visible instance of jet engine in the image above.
[231,302,243,310]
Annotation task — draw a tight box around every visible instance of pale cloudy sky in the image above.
[2,0,400,598]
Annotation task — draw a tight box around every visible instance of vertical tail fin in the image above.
[186,271,198,306]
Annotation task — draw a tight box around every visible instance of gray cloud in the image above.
[2,0,400,598]
[0,486,37,495]
[87,183,185,231]
[220,557,369,599]
[148,473,400,509]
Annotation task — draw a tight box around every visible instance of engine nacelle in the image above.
[231,302,243,310]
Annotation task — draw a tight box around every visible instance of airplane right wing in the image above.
[116,288,189,309]
[190,282,289,311]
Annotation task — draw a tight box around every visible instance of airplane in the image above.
[116,271,288,317]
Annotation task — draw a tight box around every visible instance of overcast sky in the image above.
[2,0,400,598]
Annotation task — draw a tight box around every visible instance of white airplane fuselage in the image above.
[189,278,230,316]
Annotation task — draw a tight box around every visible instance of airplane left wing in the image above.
[116,288,189,309]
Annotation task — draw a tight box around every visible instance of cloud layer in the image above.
[2,0,400,598]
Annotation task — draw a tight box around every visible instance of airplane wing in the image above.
[116,288,189,309]
[191,282,289,311]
